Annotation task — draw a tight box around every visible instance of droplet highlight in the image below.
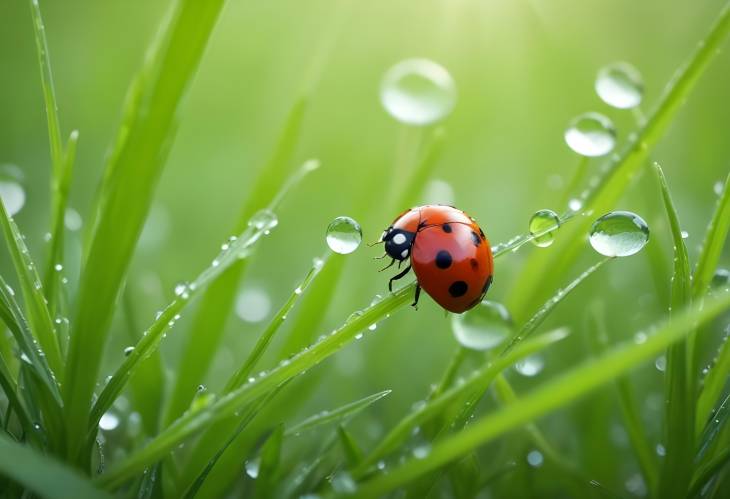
[326,216,362,254]
[529,209,561,248]
[589,211,650,257]
[595,62,644,109]
[564,112,616,157]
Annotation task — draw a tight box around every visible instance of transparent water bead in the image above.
[380,58,456,126]
[564,112,616,157]
[514,355,544,377]
[529,209,561,248]
[244,457,260,479]
[123,346,135,357]
[595,62,644,109]
[0,181,25,216]
[248,209,278,231]
[451,300,512,351]
[527,449,544,467]
[589,211,650,257]
[99,411,120,431]
[326,216,362,254]
[235,287,271,323]
[64,208,82,231]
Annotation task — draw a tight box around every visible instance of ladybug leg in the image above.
[373,253,388,260]
[379,259,396,272]
[388,264,412,292]
[411,284,421,309]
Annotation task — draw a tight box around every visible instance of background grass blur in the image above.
[1,0,729,497]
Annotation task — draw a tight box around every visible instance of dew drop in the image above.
[654,355,666,372]
[412,443,432,459]
[244,457,260,479]
[451,300,512,351]
[589,211,649,257]
[714,181,724,196]
[54,263,63,272]
[526,449,544,467]
[123,346,135,357]
[564,112,616,157]
[681,230,689,239]
[326,216,362,254]
[248,209,278,232]
[595,62,644,109]
[514,355,545,377]
[235,287,271,323]
[99,412,120,431]
[656,443,666,456]
[529,209,560,248]
[380,58,456,126]
[64,208,83,231]
[712,268,730,287]
[0,166,26,216]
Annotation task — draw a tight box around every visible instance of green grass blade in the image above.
[339,426,365,467]
[285,390,391,437]
[257,424,284,498]
[0,350,34,438]
[28,0,63,178]
[353,328,570,477]
[689,445,730,499]
[692,173,730,299]
[225,250,328,392]
[0,433,112,499]
[697,393,729,463]
[654,163,694,499]
[698,332,730,437]
[0,201,63,378]
[63,0,227,461]
[352,291,730,497]
[507,1,730,320]
[164,102,311,426]
[89,218,277,436]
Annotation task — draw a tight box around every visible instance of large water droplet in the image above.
[514,355,545,377]
[99,411,120,431]
[595,62,644,109]
[235,287,271,323]
[0,181,26,216]
[589,211,650,257]
[529,209,560,248]
[527,449,544,467]
[326,216,362,254]
[451,300,512,350]
[244,457,260,479]
[380,58,456,126]
[64,208,83,231]
[564,112,616,157]
[248,209,278,231]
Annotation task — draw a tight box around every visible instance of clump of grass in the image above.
[1,1,730,498]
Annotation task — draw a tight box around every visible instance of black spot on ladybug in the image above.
[448,281,468,297]
[470,258,479,270]
[442,224,452,233]
[482,275,493,294]
[435,250,452,269]
[470,231,481,246]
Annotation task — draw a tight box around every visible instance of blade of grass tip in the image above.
[507,1,730,321]
[224,250,328,392]
[339,426,365,468]
[352,291,730,498]
[163,149,315,427]
[44,130,78,321]
[589,301,658,494]
[654,162,694,499]
[89,216,277,438]
[0,433,113,499]
[352,328,570,478]
[285,390,392,437]
[63,0,227,463]
[0,201,63,379]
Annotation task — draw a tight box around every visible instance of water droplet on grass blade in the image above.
[0,181,25,216]
[714,181,724,196]
[527,450,544,467]
[64,207,82,231]
[595,62,644,109]
[248,209,278,231]
[412,443,432,459]
[451,300,512,350]
[380,58,456,126]
[589,211,649,257]
[244,457,260,478]
[326,216,362,254]
[564,112,616,156]
[123,346,134,357]
[529,209,560,247]
[99,412,120,431]
[654,355,666,372]
[514,355,545,376]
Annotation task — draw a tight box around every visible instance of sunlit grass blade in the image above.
[352,291,730,497]
[692,173,730,299]
[285,390,391,437]
[0,433,112,499]
[507,1,730,320]
[63,0,227,462]
[89,218,277,437]
[654,162,694,499]
[225,251,328,391]
[163,103,311,427]
[352,328,569,477]
[0,201,63,378]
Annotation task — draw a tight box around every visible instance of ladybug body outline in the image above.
[379,205,493,313]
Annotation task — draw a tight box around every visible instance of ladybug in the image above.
[378,205,494,313]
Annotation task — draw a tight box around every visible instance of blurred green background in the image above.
[1,0,729,496]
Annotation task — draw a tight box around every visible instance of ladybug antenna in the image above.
[367,240,384,247]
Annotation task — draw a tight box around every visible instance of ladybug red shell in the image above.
[379,205,493,313]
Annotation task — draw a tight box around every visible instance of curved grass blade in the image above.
[697,392,730,463]
[507,1,730,320]
[698,332,730,436]
[285,390,391,437]
[352,328,569,477]
[256,424,284,498]
[0,202,63,378]
[654,163,694,499]
[163,104,312,427]
[0,433,112,499]
[690,445,730,498]
[0,351,34,439]
[225,250,328,392]
[63,0,228,461]
[339,426,364,467]
[89,217,277,437]
[692,173,730,299]
[352,292,730,497]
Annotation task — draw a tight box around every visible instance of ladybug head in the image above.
[381,227,415,261]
